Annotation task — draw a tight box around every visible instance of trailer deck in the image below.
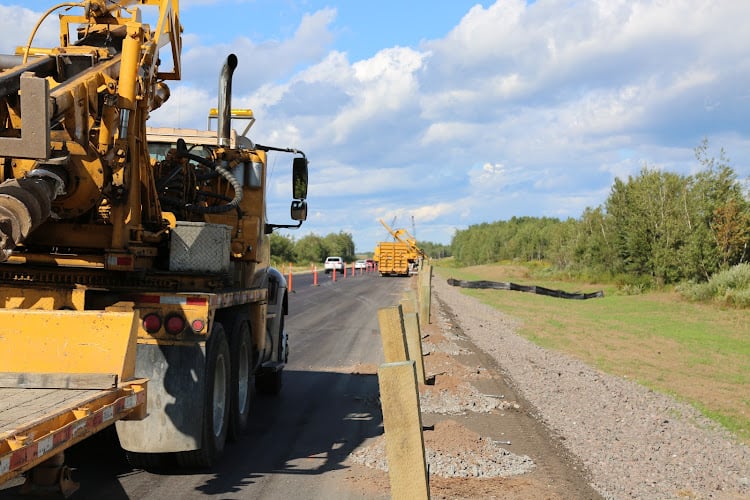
[0,381,146,485]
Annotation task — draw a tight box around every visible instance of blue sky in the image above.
[3,1,750,253]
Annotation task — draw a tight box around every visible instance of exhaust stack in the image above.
[217,54,237,147]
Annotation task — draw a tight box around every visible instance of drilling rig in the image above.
[373,218,425,276]
[0,0,308,490]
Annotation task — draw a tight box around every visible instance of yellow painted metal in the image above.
[0,286,85,311]
[5,253,106,267]
[208,108,254,118]
[134,301,210,341]
[118,23,142,111]
[251,302,267,353]
[0,380,147,485]
[0,310,138,380]
[376,242,411,275]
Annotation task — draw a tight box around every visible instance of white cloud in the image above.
[4,0,750,254]
[329,46,426,143]
[0,5,58,54]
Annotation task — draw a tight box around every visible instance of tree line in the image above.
[270,230,452,267]
[270,231,356,266]
[451,141,749,287]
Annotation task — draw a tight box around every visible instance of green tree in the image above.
[573,207,619,276]
[449,141,749,287]
[322,231,356,262]
[418,241,452,259]
[270,233,295,265]
[606,167,692,284]
[294,233,327,264]
[684,140,749,279]
[712,199,750,268]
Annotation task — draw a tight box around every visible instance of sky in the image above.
[2,0,750,254]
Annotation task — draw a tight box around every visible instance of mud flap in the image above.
[116,342,206,453]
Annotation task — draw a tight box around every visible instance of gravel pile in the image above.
[350,419,536,479]
[418,380,514,415]
[432,277,750,499]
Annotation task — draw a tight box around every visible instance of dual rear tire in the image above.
[138,309,282,469]
[176,323,231,468]
[228,320,254,441]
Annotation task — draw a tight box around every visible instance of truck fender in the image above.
[257,267,287,365]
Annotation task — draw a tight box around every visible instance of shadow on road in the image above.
[197,369,383,496]
[1,369,383,499]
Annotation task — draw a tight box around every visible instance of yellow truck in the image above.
[0,0,308,493]
[374,219,426,276]
[373,241,411,276]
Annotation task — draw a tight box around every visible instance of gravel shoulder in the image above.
[430,276,750,499]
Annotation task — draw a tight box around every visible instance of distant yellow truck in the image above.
[374,219,426,276]
[374,242,411,276]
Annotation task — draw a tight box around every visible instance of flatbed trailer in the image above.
[0,308,148,493]
[0,381,146,486]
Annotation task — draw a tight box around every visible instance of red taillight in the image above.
[165,314,186,335]
[191,318,206,333]
[143,313,162,333]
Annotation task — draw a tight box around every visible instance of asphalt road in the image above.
[0,269,405,499]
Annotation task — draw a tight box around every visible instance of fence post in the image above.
[378,361,430,500]
[378,305,408,363]
[418,264,432,328]
[401,311,426,385]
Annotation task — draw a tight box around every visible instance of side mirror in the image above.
[292,156,308,200]
[291,199,307,221]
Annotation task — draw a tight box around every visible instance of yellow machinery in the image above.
[0,0,308,489]
[374,219,426,276]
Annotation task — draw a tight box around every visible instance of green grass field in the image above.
[434,263,750,444]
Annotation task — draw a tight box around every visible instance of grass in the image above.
[435,262,750,444]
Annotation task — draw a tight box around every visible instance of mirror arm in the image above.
[255,144,306,159]
[265,221,303,234]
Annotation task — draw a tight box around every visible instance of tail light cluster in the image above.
[142,312,206,335]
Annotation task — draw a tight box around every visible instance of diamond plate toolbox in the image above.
[169,222,231,272]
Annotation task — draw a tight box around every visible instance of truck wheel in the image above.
[228,320,254,441]
[176,324,230,468]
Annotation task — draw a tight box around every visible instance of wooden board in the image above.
[0,372,117,390]
[0,387,104,437]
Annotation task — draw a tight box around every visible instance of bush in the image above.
[678,263,750,307]
[613,273,653,294]
[676,281,714,302]
[711,263,750,292]
[724,288,750,308]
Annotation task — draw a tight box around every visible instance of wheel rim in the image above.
[237,342,249,411]
[212,352,227,438]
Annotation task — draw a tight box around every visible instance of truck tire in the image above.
[228,320,254,441]
[176,324,230,468]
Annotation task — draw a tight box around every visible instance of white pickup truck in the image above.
[324,256,345,274]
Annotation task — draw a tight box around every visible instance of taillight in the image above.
[143,313,162,333]
[191,318,206,333]
[165,314,186,335]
